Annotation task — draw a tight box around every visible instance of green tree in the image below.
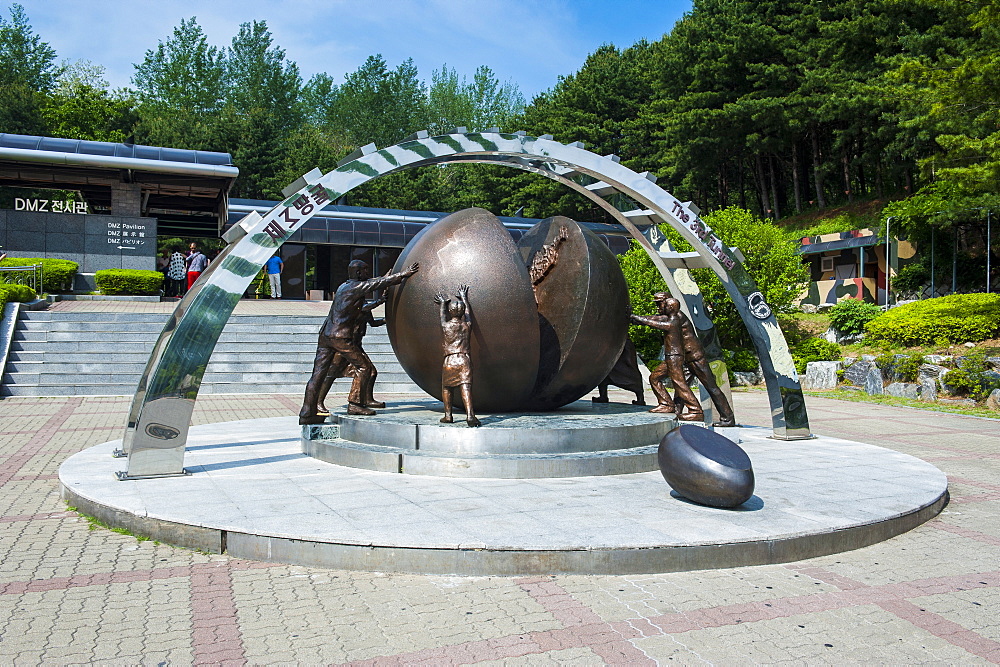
[132,17,227,149]
[0,3,57,134]
[226,20,302,134]
[883,0,1000,285]
[0,3,58,90]
[328,55,427,147]
[224,20,304,198]
[42,61,137,142]
[427,65,524,133]
[301,72,338,127]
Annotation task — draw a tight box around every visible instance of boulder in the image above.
[802,361,840,390]
[987,357,1000,371]
[842,357,857,368]
[919,377,938,402]
[987,388,1000,411]
[864,366,885,394]
[939,397,976,407]
[817,303,834,313]
[844,360,875,387]
[924,355,952,365]
[822,326,863,344]
[800,303,818,314]
[886,382,920,399]
[918,363,950,392]
[861,354,877,362]
[732,371,762,387]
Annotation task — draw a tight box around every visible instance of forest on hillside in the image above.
[1,0,998,280]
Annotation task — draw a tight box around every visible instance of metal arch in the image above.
[121,132,809,479]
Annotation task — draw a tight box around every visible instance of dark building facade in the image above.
[227,199,633,300]
[0,133,237,289]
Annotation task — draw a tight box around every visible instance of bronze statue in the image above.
[435,285,480,427]
[676,299,736,427]
[629,294,700,417]
[528,224,569,287]
[592,337,646,405]
[299,260,418,424]
[629,293,736,426]
[316,297,385,416]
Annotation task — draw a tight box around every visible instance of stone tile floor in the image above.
[1,389,998,664]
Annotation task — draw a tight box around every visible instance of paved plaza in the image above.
[1,389,999,664]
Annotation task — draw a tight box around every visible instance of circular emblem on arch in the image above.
[747,291,772,320]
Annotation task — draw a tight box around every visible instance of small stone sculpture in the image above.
[299,260,418,424]
[658,424,754,508]
[435,285,481,427]
[316,296,385,416]
[629,293,736,426]
[592,337,646,405]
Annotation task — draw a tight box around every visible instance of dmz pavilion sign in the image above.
[14,197,89,215]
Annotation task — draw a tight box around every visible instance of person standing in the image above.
[167,246,187,297]
[186,244,208,290]
[265,253,283,299]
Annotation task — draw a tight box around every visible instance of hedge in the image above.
[865,293,1000,346]
[0,257,78,293]
[94,269,164,295]
[0,282,37,309]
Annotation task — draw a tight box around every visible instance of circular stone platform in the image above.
[302,399,678,478]
[60,416,948,576]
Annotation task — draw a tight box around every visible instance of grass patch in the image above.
[803,389,1000,419]
[66,504,150,542]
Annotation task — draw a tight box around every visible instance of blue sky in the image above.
[9,0,691,99]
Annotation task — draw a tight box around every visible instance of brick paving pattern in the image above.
[0,388,998,664]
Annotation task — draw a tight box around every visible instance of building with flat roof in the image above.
[0,132,633,296]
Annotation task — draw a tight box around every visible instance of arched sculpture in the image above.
[119,132,810,480]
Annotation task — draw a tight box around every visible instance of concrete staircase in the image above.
[2,310,421,397]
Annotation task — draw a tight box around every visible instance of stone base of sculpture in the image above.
[301,400,677,478]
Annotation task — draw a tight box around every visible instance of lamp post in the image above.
[884,216,894,306]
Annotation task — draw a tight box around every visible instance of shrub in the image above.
[0,257,78,292]
[829,299,883,336]
[725,348,759,372]
[0,282,36,308]
[791,337,841,374]
[618,207,809,359]
[942,353,1000,401]
[94,269,164,295]
[865,293,1000,346]
[875,352,925,382]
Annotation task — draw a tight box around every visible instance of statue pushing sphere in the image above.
[386,208,630,413]
[629,294,736,427]
[435,285,480,427]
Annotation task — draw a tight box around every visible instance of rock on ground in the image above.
[802,361,840,390]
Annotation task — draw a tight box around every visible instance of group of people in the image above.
[158,242,210,298]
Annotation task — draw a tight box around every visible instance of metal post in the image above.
[930,227,935,298]
[952,228,957,294]
[859,245,864,282]
[988,210,992,293]
[884,217,893,306]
